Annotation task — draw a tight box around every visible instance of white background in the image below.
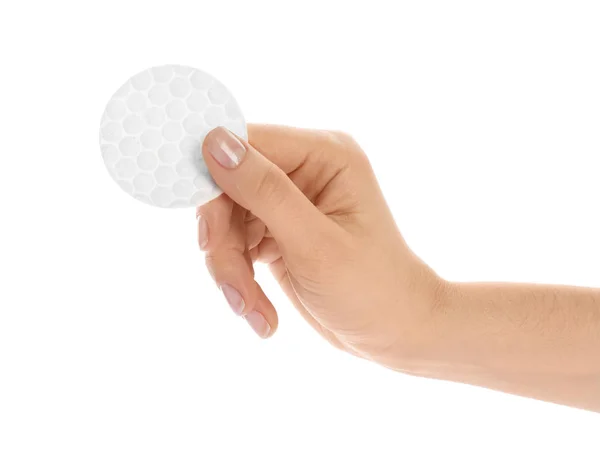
[1,1,599,457]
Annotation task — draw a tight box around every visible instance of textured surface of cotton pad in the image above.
[99,65,246,208]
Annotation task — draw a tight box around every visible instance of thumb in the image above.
[202,126,329,249]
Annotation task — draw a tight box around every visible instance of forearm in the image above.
[423,281,600,411]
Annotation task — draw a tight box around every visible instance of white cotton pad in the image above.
[99,65,247,208]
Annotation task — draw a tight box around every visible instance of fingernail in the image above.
[205,127,246,168]
[220,284,245,315]
[245,310,271,338]
[197,214,208,250]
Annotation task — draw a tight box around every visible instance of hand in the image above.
[197,125,600,411]
[196,125,445,368]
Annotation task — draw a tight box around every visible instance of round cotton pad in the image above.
[99,65,246,208]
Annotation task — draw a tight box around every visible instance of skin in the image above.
[196,124,600,413]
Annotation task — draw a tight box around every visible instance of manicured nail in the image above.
[205,127,246,168]
[245,310,271,338]
[197,214,208,250]
[220,284,245,315]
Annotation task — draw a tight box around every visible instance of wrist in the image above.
[374,260,455,374]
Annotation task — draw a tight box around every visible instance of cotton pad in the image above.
[99,65,246,208]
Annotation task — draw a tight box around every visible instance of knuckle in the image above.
[330,130,355,145]
[351,146,371,168]
[252,163,287,208]
[204,254,218,281]
[324,130,370,165]
[319,130,351,152]
[204,249,238,284]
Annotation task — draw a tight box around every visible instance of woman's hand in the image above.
[197,125,600,412]
[196,125,444,368]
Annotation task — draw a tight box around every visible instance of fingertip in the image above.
[197,213,208,250]
[246,285,278,338]
[245,310,273,339]
[196,194,234,251]
[203,126,245,169]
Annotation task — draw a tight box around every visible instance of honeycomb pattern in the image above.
[99,65,247,208]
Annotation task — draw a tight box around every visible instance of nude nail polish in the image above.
[220,284,245,315]
[197,214,208,249]
[245,310,270,338]
[205,127,246,168]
